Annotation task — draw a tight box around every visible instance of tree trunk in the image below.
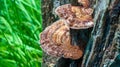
[82,0,120,67]
[41,0,120,67]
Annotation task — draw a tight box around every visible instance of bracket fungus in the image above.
[55,4,93,29]
[40,0,94,60]
[40,19,84,59]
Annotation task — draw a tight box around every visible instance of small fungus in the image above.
[78,0,90,8]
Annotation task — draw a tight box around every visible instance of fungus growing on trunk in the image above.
[54,3,94,46]
[55,4,94,29]
[40,0,94,60]
[40,19,85,59]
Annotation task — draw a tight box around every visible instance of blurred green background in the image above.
[0,0,42,67]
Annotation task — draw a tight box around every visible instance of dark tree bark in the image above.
[82,0,120,67]
[41,0,120,67]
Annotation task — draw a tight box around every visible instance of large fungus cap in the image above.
[40,19,83,59]
[55,4,94,29]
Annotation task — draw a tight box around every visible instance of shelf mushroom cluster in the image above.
[40,0,94,60]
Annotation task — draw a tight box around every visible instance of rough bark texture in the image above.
[82,0,120,67]
[41,0,120,67]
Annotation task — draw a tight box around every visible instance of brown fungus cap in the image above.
[40,19,83,59]
[55,4,94,29]
[78,0,90,8]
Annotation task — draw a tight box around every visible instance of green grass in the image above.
[0,0,42,67]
